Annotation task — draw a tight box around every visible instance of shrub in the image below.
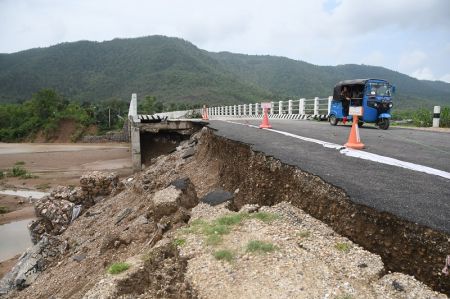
[412,108,432,127]
[107,262,130,274]
[9,165,27,177]
[440,107,450,128]
[0,206,9,214]
[246,240,277,253]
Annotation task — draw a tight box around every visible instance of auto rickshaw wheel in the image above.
[378,118,390,130]
[329,115,338,126]
[358,121,364,127]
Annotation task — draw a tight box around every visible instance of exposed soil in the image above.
[2,128,448,298]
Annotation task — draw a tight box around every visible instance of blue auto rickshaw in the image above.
[328,79,394,130]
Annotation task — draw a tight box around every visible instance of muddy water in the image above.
[0,190,48,199]
[0,219,33,262]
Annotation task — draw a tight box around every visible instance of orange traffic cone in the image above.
[202,105,209,120]
[259,108,272,129]
[345,115,364,149]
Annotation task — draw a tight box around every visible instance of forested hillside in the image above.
[1,35,449,109]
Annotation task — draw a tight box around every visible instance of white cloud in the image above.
[0,0,449,83]
[411,67,435,81]
[439,74,450,83]
[398,50,428,72]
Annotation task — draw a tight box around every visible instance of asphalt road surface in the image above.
[207,119,450,234]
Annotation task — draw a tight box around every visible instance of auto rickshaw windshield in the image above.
[366,83,392,96]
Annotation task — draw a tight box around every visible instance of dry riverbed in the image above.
[0,142,132,278]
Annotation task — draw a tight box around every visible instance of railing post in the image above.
[314,97,319,115]
[279,101,283,115]
[300,98,305,115]
[288,100,293,114]
[271,101,275,114]
[433,106,441,128]
[238,105,242,116]
[249,104,253,115]
[255,103,260,115]
[328,96,333,115]
[233,105,237,116]
[244,104,247,115]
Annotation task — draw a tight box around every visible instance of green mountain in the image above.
[1,35,449,109]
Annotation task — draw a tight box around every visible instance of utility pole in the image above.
[108,108,111,128]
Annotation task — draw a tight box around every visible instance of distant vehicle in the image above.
[329,79,394,130]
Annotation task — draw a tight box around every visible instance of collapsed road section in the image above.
[197,127,450,294]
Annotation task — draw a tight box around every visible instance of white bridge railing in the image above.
[129,93,333,120]
[207,96,332,120]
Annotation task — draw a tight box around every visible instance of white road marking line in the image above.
[223,120,450,180]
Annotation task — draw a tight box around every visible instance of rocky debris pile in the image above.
[79,171,120,199]
[28,171,120,244]
[28,198,74,244]
[51,171,120,205]
[0,234,65,295]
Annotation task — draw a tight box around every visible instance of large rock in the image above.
[201,189,234,206]
[0,235,63,295]
[147,178,199,225]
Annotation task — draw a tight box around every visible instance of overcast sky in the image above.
[1,0,449,82]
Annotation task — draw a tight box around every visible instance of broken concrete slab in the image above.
[201,189,234,206]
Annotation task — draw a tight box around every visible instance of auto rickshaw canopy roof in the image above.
[333,78,389,99]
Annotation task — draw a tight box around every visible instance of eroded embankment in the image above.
[197,128,450,294]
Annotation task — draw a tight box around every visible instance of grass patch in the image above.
[107,262,130,274]
[172,238,186,247]
[206,234,223,246]
[0,206,9,214]
[246,240,277,253]
[335,242,351,253]
[213,250,234,262]
[216,213,247,226]
[0,171,4,179]
[6,165,37,179]
[14,161,25,166]
[202,223,231,236]
[297,230,311,238]
[250,212,279,223]
[183,212,280,247]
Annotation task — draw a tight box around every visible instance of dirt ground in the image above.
[0,142,132,278]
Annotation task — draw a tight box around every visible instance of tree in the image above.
[28,89,66,121]
[138,95,157,114]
